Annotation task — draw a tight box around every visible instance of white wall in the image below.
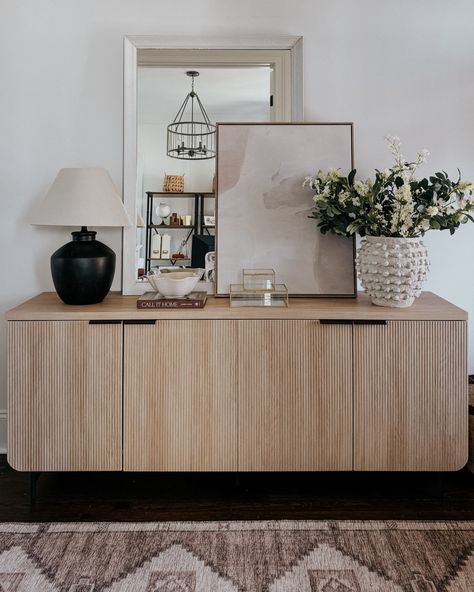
[1,0,473,451]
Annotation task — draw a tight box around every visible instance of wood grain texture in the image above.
[238,320,353,471]
[354,321,468,471]
[7,321,122,471]
[5,291,468,321]
[124,320,238,471]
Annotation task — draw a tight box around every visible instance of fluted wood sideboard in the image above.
[6,292,468,472]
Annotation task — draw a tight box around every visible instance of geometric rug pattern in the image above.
[1,521,474,591]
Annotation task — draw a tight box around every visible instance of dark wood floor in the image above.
[1,455,474,522]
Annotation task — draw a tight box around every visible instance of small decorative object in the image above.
[171,238,189,260]
[204,251,216,282]
[306,136,474,307]
[170,212,180,226]
[151,233,162,259]
[204,215,215,227]
[242,268,275,291]
[146,269,204,298]
[160,234,171,259]
[230,268,288,307]
[167,71,216,160]
[185,215,192,226]
[162,173,184,193]
[216,123,355,296]
[156,202,171,225]
[28,168,131,305]
[230,283,289,307]
[137,291,207,309]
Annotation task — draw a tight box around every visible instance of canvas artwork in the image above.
[216,123,356,296]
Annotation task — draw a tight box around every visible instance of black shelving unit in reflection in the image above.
[144,191,215,272]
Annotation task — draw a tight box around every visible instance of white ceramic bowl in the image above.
[146,269,204,298]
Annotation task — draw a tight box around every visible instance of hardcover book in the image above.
[137,291,207,309]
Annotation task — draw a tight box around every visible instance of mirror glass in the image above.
[135,65,272,283]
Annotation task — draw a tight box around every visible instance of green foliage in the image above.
[304,137,474,238]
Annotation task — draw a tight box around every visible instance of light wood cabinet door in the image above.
[124,320,238,471]
[8,321,122,471]
[354,321,468,471]
[238,320,353,471]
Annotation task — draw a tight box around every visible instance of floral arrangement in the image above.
[304,136,474,238]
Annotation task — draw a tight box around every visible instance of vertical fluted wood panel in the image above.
[354,321,468,471]
[238,320,352,471]
[7,321,122,471]
[124,320,238,471]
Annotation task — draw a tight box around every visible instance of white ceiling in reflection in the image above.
[138,67,271,124]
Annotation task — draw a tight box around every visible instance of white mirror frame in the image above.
[122,35,303,295]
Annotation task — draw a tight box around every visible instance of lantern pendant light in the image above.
[167,71,216,160]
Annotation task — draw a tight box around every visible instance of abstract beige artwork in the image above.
[216,123,356,296]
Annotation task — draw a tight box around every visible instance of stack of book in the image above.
[137,292,207,309]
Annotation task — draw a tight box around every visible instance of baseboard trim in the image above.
[0,409,6,454]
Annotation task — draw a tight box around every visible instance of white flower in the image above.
[390,182,414,234]
[426,206,439,216]
[385,135,404,167]
[354,180,372,197]
[322,185,331,197]
[418,149,430,162]
[338,191,350,204]
[420,219,431,231]
[458,181,474,192]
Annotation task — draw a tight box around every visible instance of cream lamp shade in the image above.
[29,167,131,227]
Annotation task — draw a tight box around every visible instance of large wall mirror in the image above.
[122,35,303,295]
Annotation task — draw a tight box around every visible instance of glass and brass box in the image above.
[242,269,275,291]
[230,283,289,307]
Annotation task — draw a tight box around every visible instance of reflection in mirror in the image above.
[122,37,303,295]
[135,66,272,285]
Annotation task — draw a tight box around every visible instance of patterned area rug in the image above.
[1,521,474,591]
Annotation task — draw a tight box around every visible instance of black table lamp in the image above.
[29,168,131,305]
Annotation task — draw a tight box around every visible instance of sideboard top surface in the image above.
[5,291,467,321]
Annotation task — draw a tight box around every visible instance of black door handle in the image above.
[320,319,387,325]
[319,320,353,325]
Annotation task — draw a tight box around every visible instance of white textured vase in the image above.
[356,236,430,308]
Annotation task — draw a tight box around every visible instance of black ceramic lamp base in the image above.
[51,227,116,305]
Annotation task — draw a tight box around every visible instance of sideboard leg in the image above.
[429,472,446,498]
[30,472,41,503]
